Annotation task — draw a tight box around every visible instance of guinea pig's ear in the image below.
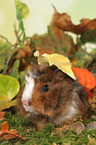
[39,62,49,72]
[30,62,40,77]
[50,65,58,71]
[31,62,39,69]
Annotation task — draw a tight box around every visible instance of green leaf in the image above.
[0,74,20,101]
[0,38,11,71]
[0,100,17,111]
[32,26,75,56]
[20,71,25,87]
[11,60,20,80]
[80,29,96,44]
[14,0,29,20]
[14,0,29,43]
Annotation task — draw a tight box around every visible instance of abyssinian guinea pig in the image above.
[17,63,91,130]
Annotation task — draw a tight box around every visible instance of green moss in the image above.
[0,111,96,145]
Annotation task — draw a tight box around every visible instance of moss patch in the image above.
[0,111,96,145]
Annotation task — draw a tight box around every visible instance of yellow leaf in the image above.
[0,100,17,111]
[38,53,76,80]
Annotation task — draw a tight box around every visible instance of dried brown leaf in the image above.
[1,121,9,132]
[0,111,5,120]
[3,132,27,140]
[3,133,16,140]
[51,6,96,34]
[8,129,17,134]
[0,121,27,141]
[0,130,5,136]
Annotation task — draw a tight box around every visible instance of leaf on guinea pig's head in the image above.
[38,53,76,80]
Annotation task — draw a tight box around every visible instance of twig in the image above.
[3,45,17,75]
[0,35,12,45]
[3,42,21,75]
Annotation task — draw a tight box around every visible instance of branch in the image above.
[0,35,12,45]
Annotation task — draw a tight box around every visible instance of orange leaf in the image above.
[4,133,27,140]
[1,121,9,132]
[0,121,27,140]
[86,89,94,100]
[4,132,27,140]
[0,111,5,120]
[8,129,17,134]
[11,133,27,140]
[3,133,17,140]
[0,130,5,136]
[72,67,96,90]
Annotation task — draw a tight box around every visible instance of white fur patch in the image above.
[65,101,77,120]
[65,104,77,120]
[54,101,77,125]
[22,70,35,112]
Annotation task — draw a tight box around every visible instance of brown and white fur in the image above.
[17,63,91,130]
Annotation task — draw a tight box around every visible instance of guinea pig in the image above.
[17,63,91,130]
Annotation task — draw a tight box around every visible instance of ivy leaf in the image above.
[14,0,29,43]
[0,75,20,111]
[0,38,11,72]
[0,100,17,111]
[19,71,25,87]
[38,53,76,80]
[14,0,29,20]
[0,74,20,101]
[0,74,20,110]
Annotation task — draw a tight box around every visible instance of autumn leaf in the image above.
[33,26,75,56]
[8,129,17,134]
[51,5,72,31]
[72,67,96,90]
[0,75,20,111]
[87,90,94,100]
[0,100,17,111]
[0,121,27,140]
[0,111,5,120]
[51,5,96,35]
[9,38,36,72]
[38,53,76,80]
[1,121,9,132]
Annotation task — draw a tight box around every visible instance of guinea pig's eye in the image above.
[42,84,50,92]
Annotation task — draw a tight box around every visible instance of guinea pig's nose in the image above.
[23,99,31,107]
[23,100,28,107]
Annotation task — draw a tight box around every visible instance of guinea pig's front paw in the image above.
[34,121,47,131]
[30,115,48,131]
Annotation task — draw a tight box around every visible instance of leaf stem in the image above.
[2,45,17,75]
[0,35,12,45]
